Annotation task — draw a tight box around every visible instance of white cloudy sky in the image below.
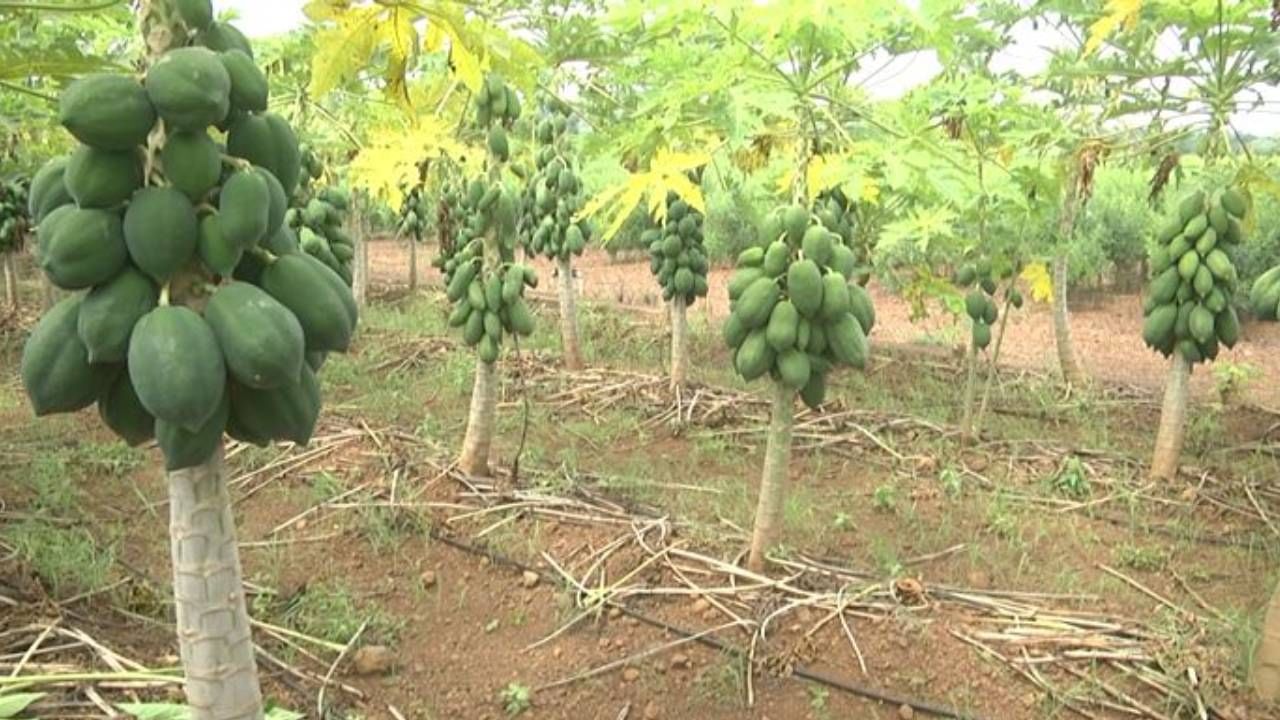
[225,0,1276,135]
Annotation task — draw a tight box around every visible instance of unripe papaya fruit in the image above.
[848,283,875,334]
[820,272,851,321]
[78,266,157,363]
[65,144,142,208]
[196,21,253,58]
[161,130,221,202]
[737,277,781,329]
[1221,187,1246,218]
[827,312,868,369]
[124,187,198,283]
[800,370,826,411]
[735,329,774,381]
[260,253,357,352]
[22,295,116,416]
[228,365,320,446]
[1217,306,1240,348]
[801,226,834,267]
[227,113,302,195]
[41,208,128,289]
[220,49,267,113]
[128,306,227,432]
[145,47,231,130]
[98,370,155,447]
[788,260,824,318]
[218,170,269,248]
[776,348,811,390]
[29,156,73,222]
[156,389,228,471]
[783,205,809,244]
[59,74,156,151]
[765,300,800,352]
[1143,304,1177,350]
[205,281,305,389]
[175,0,214,31]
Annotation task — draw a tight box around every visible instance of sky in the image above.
[226,0,1275,135]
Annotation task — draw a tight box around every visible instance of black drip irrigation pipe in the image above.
[428,530,988,720]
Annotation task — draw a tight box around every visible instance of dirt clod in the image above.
[898,705,915,720]
[623,667,641,682]
[352,645,396,676]
[421,570,437,588]
[521,570,540,588]
[691,598,710,614]
[643,701,660,719]
[670,653,690,670]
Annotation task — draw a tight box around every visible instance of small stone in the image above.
[552,647,562,659]
[480,556,491,567]
[898,705,915,720]
[521,570,540,588]
[623,667,641,682]
[599,637,612,649]
[609,607,622,620]
[295,518,308,531]
[670,653,690,670]
[421,570,437,588]
[352,645,395,676]
[643,701,660,719]
[691,598,711,614]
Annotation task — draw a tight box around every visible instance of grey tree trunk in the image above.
[351,201,368,308]
[556,256,582,370]
[669,297,689,390]
[459,360,497,477]
[746,383,794,573]
[1254,579,1280,701]
[1051,252,1084,385]
[168,445,264,720]
[1150,352,1191,480]
[959,332,979,442]
[3,253,17,308]
[974,295,1014,436]
[408,234,418,292]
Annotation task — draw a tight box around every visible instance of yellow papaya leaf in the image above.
[302,0,346,22]
[1084,0,1142,56]
[1021,262,1053,303]
[309,5,381,98]
[448,32,484,93]
[579,149,709,244]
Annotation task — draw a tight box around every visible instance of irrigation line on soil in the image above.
[426,529,987,720]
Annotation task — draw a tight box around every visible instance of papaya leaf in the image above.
[1020,262,1053,303]
[0,693,44,719]
[1084,0,1143,56]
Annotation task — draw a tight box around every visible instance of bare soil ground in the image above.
[370,238,1280,406]
[2,249,1279,720]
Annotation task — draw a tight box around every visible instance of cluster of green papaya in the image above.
[644,188,710,306]
[811,186,871,286]
[1141,188,1246,363]
[295,143,325,196]
[20,0,357,471]
[519,101,592,260]
[432,181,464,274]
[954,260,1020,350]
[398,183,430,240]
[724,204,876,409]
[0,178,29,254]
[443,73,537,363]
[475,74,521,158]
[286,185,354,285]
[1251,266,1280,321]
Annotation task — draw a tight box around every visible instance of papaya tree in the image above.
[1248,263,1280,700]
[20,1,357,715]
[398,179,429,291]
[446,73,538,478]
[643,171,711,389]
[520,97,593,370]
[0,176,27,307]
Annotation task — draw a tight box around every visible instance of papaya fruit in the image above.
[1183,213,1208,240]
[21,295,116,416]
[788,260,824,318]
[830,244,857,280]
[982,298,998,325]
[1225,217,1243,245]
[737,277,781,329]
[1178,339,1202,364]
[98,371,155,447]
[259,253,357,352]
[478,334,499,364]
[1195,228,1217,256]
[674,267,695,296]
[955,264,977,287]
[827,312,868,369]
[175,0,213,31]
[1221,187,1246,218]
[41,208,128,289]
[218,170,269,247]
[128,306,227,431]
[1208,204,1229,236]
[801,226,834,267]
[306,351,327,371]
[1156,218,1183,244]
[759,213,783,245]
[1150,246,1171,274]
[1217,307,1241,348]
[205,281,305,389]
[220,49,267,113]
[964,289,986,319]
[29,156,73,222]
[734,329,774,382]
[819,272,851,321]
[1178,190,1205,225]
[1204,248,1233,281]
[1175,301,1195,340]
[723,312,748,349]
[508,300,535,336]
[196,21,253,58]
[124,187,199,283]
[728,267,762,301]
[1177,250,1200,281]
[261,224,299,256]
[488,126,509,161]
[800,370,826,411]
[77,266,157,363]
[35,205,74,262]
[1193,265,1214,298]
[783,205,809,244]
[156,390,229,471]
[161,130,221,202]
[197,214,241,276]
[58,74,155,151]
[776,348,811,390]
[762,240,790,277]
[226,113,302,195]
[1205,287,1227,314]
[765,300,800,352]
[462,310,484,345]
[1142,304,1178,350]
[145,47,231,130]
[972,321,992,350]
[1249,267,1280,319]
[65,144,142,208]
[1189,304,1215,344]
[848,283,875,334]
[228,365,320,446]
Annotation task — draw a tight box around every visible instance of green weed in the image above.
[2,520,113,596]
[500,682,532,716]
[280,582,398,644]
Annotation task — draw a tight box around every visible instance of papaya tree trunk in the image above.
[3,253,16,308]
[556,256,582,370]
[1052,251,1084,385]
[959,335,979,443]
[351,200,368,308]
[459,360,497,477]
[746,383,794,573]
[168,445,264,720]
[670,296,689,390]
[408,234,418,292]
[974,295,1014,436]
[1150,352,1191,480]
[1253,578,1280,701]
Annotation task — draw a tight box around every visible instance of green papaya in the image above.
[1175,301,1195,339]
[737,277,781,329]
[197,214,242,276]
[1221,187,1246,218]
[1178,190,1205,225]
[1217,307,1240,348]
[800,370,826,411]
[41,208,128,289]
[35,205,74,262]
[488,126,509,161]
[783,205,809,244]
[1188,304,1215,344]
[478,334,499,364]
[261,224,299,256]
[78,266,157,363]
[65,144,142,208]
[98,371,155,447]
[128,306,226,431]
[1249,267,1280,319]
[1142,304,1178,350]
[801,226,834,267]
[788,260,824,318]
[776,348,811,390]
[1150,246,1171,273]
[483,311,502,342]
[1178,339,1203,364]
[21,295,116,416]
[196,21,253,58]
[174,0,213,31]
[982,298,998,325]
[156,389,228,471]
[723,312,748,349]
[29,156,73,222]
[226,113,302,195]
[260,253,357,352]
[972,321,991,350]
[145,47,231,130]
[819,272,851,320]
[955,264,977,287]
[762,240,790,278]
[1177,250,1200,281]
[124,187,198,283]
[1193,265,1214,298]
[827,312,868,369]
[1208,204,1229,236]
[1204,287,1227,314]
[508,299,534,336]
[1156,218,1183,244]
[1183,214,1208,240]
[220,49,267,113]
[58,74,156,151]
[728,267,763,300]
[848,283,875,334]
[462,309,484,345]
[228,365,320,446]
[205,281,305,389]
[306,351,327,371]
[765,300,800,352]
[1225,217,1243,245]
[734,329,774,381]
[965,289,986,320]
[1204,248,1233,281]
[218,170,269,247]
[830,244,857,279]
[1195,228,1217,256]
[161,130,221,202]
